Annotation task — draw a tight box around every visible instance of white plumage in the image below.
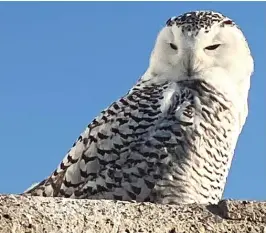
[25,10,254,204]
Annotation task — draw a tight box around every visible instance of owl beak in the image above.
[186,55,194,77]
[187,66,193,77]
[185,50,199,77]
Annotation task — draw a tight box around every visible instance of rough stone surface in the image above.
[0,195,265,233]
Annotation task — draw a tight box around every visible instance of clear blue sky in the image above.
[0,2,265,201]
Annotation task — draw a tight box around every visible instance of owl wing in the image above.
[24,81,195,199]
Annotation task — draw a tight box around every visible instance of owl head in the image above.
[147,11,254,101]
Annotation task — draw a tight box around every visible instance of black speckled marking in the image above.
[166,11,236,35]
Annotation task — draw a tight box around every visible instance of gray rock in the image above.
[0,195,265,233]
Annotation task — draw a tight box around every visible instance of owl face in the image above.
[148,11,254,99]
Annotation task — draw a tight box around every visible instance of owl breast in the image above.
[86,79,239,205]
[151,79,239,204]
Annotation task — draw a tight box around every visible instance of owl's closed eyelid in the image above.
[170,43,178,50]
[204,44,221,50]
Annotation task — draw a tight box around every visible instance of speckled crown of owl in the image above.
[166,11,239,36]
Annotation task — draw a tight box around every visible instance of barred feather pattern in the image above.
[25,77,237,204]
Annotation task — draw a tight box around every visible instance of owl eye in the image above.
[205,44,221,50]
[169,43,178,50]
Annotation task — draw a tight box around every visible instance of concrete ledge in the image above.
[0,195,265,233]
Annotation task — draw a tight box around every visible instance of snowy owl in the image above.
[25,10,254,204]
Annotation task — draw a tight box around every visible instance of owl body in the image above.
[25,11,253,204]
